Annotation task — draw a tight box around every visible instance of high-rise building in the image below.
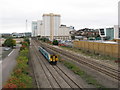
[37,20,44,36]
[32,21,37,37]
[43,13,61,40]
[37,20,41,36]
[31,13,74,40]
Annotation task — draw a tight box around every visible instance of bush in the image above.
[17,73,32,88]
[40,37,50,42]
[17,56,28,64]
[4,83,18,88]
[20,45,26,51]
[21,41,29,47]
[20,38,30,50]
[52,40,58,45]
[7,76,26,88]
[24,38,30,45]
[19,49,29,58]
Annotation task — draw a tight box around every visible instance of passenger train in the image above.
[39,46,58,65]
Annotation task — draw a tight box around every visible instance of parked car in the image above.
[4,47,10,51]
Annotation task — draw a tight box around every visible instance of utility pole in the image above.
[26,19,28,31]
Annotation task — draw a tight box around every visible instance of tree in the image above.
[4,38,16,48]
[71,36,75,40]
[52,40,58,45]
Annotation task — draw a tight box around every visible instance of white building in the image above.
[37,20,41,36]
[43,13,61,40]
[58,25,75,40]
[32,21,37,37]
[37,20,44,36]
[114,25,119,39]
[32,13,75,40]
[98,25,120,40]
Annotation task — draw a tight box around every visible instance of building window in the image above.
[100,29,105,35]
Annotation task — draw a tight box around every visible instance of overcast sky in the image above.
[0,0,119,33]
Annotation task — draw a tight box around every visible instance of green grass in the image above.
[60,46,117,61]
[59,59,105,88]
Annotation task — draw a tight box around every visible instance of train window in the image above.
[51,56,53,58]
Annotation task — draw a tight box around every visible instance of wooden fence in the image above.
[73,41,120,58]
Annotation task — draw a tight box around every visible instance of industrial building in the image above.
[57,25,75,40]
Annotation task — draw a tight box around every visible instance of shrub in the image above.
[6,76,26,88]
[4,83,17,88]
[19,49,29,58]
[52,40,58,45]
[17,56,28,62]
[21,41,29,47]
[17,63,28,71]
[40,37,49,42]
[20,45,26,51]
[7,77,20,86]
[24,38,30,45]
[17,74,32,88]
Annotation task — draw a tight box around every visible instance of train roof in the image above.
[39,46,55,55]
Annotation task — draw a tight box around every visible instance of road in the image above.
[1,47,13,60]
[0,46,20,89]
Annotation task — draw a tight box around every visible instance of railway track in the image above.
[29,48,40,88]
[34,39,120,81]
[30,40,84,89]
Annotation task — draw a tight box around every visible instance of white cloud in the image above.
[0,0,119,33]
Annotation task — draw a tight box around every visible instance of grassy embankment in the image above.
[60,46,116,61]
[3,38,33,88]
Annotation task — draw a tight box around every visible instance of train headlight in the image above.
[56,58,58,61]
[50,58,52,61]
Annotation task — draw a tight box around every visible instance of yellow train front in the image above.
[39,46,58,65]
